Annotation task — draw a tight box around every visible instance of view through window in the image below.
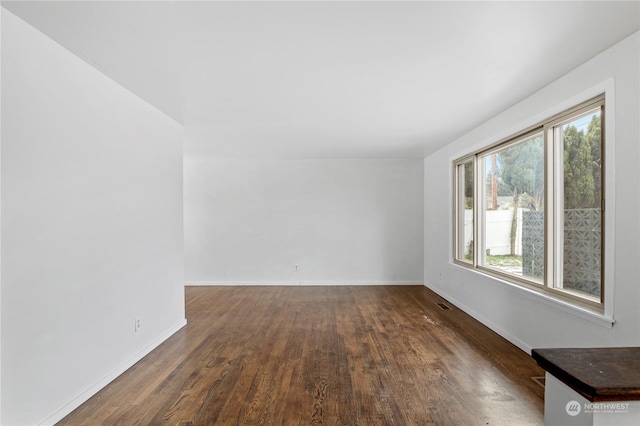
[454,96,604,308]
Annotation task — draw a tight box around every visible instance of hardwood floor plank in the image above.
[58,286,544,425]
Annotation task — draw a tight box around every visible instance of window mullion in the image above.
[475,154,484,269]
[544,125,555,289]
[473,155,479,267]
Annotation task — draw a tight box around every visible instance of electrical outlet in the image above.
[295,264,299,272]
[134,317,141,332]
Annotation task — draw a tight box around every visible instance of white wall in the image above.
[0,6,3,424]
[185,159,424,285]
[424,32,640,352]
[1,11,185,425]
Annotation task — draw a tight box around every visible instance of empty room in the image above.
[1,1,640,425]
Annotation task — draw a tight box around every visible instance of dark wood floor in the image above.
[59,286,544,425]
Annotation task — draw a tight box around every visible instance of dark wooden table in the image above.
[532,347,640,402]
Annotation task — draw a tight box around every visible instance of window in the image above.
[454,159,474,264]
[454,95,604,310]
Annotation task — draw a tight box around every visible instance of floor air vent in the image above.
[436,302,452,310]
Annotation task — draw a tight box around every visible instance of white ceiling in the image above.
[3,1,639,159]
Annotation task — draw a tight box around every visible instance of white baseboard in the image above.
[40,318,188,425]
[423,282,533,354]
[186,280,423,286]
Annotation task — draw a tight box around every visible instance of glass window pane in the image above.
[456,161,474,263]
[480,133,544,282]
[557,109,602,299]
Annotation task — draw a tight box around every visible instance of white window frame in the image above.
[453,93,609,318]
